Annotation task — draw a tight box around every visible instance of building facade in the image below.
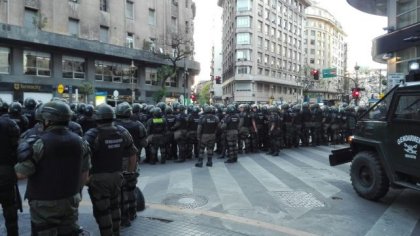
[304,4,347,104]
[349,0,420,78]
[0,0,199,105]
[218,0,311,104]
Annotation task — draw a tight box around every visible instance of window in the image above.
[237,0,252,12]
[165,77,177,87]
[236,49,251,61]
[237,66,251,74]
[236,33,251,44]
[0,47,10,74]
[24,8,37,29]
[95,61,135,83]
[264,24,269,35]
[68,18,79,37]
[100,26,109,43]
[126,1,134,19]
[236,16,251,28]
[100,0,107,11]
[145,72,158,85]
[126,33,134,48]
[257,36,263,48]
[24,51,51,76]
[62,56,85,79]
[149,9,156,25]
[185,21,190,33]
[172,17,178,33]
[393,95,420,121]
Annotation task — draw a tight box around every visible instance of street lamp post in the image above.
[130,60,137,104]
[183,58,188,105]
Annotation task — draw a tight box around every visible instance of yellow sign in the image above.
[57,84,64,94]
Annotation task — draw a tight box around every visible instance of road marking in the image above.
[209,162,253,211]
[263,154,341,198]
[148,203,318,236]
[167,169,193,195]
[365,190,420,236]
[239,157,292,191]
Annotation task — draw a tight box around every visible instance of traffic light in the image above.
[352,88,361,99]
[311,69,320,80]
[190,93,197,102]
[215,76,221,84]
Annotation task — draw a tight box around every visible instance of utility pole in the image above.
[354,63,360,106]
[183,58,188,105]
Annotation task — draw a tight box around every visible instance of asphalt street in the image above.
[2,144,420,236]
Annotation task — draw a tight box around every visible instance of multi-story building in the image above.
[0,0,199,105]
[304,4,347,104]
[218,0,311,104]
[349,0,420,81]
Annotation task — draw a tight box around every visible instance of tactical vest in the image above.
[23,109,36,129]
[150,118,166,134]
[312,109,323,122]
[26,128,83,200]
[242,113,252,127]
[115,119,142,149]
[176,113,188,130]
[225,115,239,130]
[90,126,125,174]
[255,113,265,125]
[165,114,176,129]
[78,116,97,133]
[187,115,200,131]
[201,114,218,134]
[0,117,18,166]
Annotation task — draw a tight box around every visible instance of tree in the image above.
[198,81,212,105]
[156,34,194,89]
[79,81,94,103]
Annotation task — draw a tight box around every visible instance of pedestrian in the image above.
[196,106,219,167]
[84,103,138,235]
[0,99,20,236]
[15,100,90,235]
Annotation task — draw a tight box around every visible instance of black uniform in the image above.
[172,113,188,162]
[196,113,219,167]
[165,113,178,160]
[146,117,167,164]
[0,116,20,236]
[187,113,200,159]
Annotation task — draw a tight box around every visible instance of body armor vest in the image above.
[242,113,252,127]
[225,115,240,130]
[165,114,176,129]
[150,118,166,134]
[187,115,200,131]
[89,126,125,174]
[115,119,142,149]
[0,117,18,166]
[27,128,82,200]
[201,114,218,134]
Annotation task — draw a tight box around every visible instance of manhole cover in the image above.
[162,193,208,209]
[272,191,325,208]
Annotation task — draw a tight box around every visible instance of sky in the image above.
[193,0,388,82]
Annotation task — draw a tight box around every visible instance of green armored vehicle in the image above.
[329,76,420,200]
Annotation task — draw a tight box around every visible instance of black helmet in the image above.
[178,104,186,112]
[94,104,115,121]
[146,105,155,114]
[70,103,77,112]
[156,102,166,112]
[35,103,45,121]
[281,103,289,110]
[165,107,173,114]
[192,106,200,114]
[203,105,213,114]
[24,97,37,110]
[226,104,236,114]
[151,107,163,118]
[0,101,9,114]
[77,103,86,115]
[302,102,309,108]
[116,102,132,118]
[85,104,94,117]
[9,102,23,115]
[132,103,141,113]
[41,101,73,122]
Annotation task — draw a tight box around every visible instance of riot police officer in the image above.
[267,106,282,156]
[0,99,20,236]
[15,100,90,236]
[77,104,96,133]
[23,97,37,129]
[311,103,323,146]
[165,106,178,160]
[221,105,241,163]
[84,104,137,235]
[6,102,29,133]
[196,106,219,167]
[114,102,147,225]
[146,107,167,164]
[187,106,200,160]
[172,104,189,163]
[238,104,253,153]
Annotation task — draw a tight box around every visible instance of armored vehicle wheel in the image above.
[350,151,389,200]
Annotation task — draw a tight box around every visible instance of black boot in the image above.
[206,157,213,167]
[225,158,236,163]
[195,158,203,167]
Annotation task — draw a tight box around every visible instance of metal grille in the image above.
[162,193,208,209]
